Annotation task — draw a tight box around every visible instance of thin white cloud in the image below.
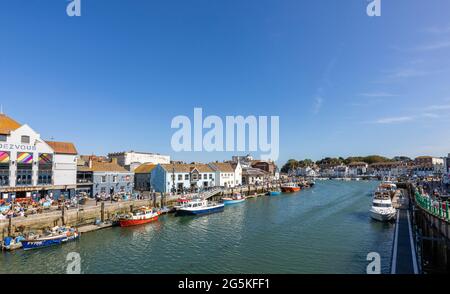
[414,41,450,51]
[422,113,440,118]
[373,116,414,124]
[425,104,450,111]
[421,25,450,34]
[359,92,399,98]
[386,68,435,79]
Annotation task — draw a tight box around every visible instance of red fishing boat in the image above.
[280,183,301,193]
[119,206,160,227]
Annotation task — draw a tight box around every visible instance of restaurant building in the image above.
[0,114,78,201]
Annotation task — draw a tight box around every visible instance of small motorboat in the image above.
[2,236,25,251]
[119,206,159,227]
[268,190,282,196]
[281,183,301,193]
[176,198,224,216]
[21,227,79,250]
[222,193,246,205]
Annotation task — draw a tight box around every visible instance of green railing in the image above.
[415,191,450,222]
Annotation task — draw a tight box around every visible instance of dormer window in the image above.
[21,136,30,144]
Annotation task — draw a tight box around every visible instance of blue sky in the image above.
[1,0,450,164]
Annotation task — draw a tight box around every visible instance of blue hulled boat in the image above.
[222,193,246,205]
[268,190,282,196]
[21,227,79,250]
[175,198,224,216]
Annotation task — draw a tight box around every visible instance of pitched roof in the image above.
[160,163,214,173]
[90,161,128,172]
[0,114,21,135]
[46,141,78,155]
[209,162,235,173]
[134,163,157,174]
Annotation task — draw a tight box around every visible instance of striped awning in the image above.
[17,152,33,164]
[0,151,10,163]
[39,153,53,164]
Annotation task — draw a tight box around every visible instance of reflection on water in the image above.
[0,180,394,274]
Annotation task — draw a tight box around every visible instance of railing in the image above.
[415,191,450,222]
[200,187,224,199]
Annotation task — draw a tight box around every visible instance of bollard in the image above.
[8,217,12,236]
[62,205,66,226]
[101,202,105,222]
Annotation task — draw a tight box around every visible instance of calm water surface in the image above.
[0,180,394,274]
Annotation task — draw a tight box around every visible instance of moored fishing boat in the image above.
[280,183,300,193]
[268,189,282,196]
[222,193,246,205]
[175,198,224,216]
[119,206,159,227]
[21,227,79,250]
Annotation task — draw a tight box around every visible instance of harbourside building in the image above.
[413,156,445,177]
[208,161,242,188]
[134,163,157,192]
[368,162,409,178]
[76,156,134,198]
[251,160,279,181]
[295,166,318,178]
[333,165,349,178]
[0,114,78,201]
[241,167,269,185]
[108,151,170,172]
[347,162,368,177]
[151,163,216,194]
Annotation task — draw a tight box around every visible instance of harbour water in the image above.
[0,180,394,274]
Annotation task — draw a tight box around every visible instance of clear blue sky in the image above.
[1,0,450,164]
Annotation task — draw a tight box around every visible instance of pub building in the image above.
[0,114,78,202]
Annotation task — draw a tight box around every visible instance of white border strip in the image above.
[391,210,400,274]
[407,210,419,274]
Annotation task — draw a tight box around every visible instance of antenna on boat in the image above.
[0,104,3,114]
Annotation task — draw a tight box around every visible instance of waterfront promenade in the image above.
[0,184,280,240]
[0,180,391,274]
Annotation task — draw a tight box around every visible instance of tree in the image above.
[281,159,299,173]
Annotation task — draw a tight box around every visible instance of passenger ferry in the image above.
[175,198,224,216]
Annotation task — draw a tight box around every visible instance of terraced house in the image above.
[151,163,216,194]
[77,156,134,198]
[208,161,242,188]
[0,113,78,201]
